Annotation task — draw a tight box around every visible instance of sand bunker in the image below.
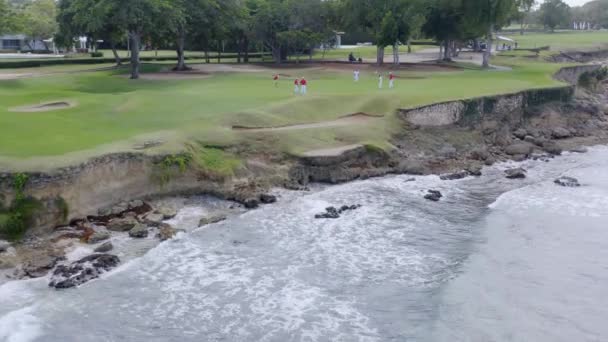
[233,113,383,133]
[10,101,75,112]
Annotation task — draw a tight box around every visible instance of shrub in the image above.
[90,51,104,58]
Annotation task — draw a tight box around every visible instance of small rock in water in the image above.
[243,198,260,209]
[314,205,361,219]
[554,176,581,187]
[569,147,588,153]
[128,224,149,238]
[404,177,416,182]
[94,241,114,253]
[49,254,120,289]
[505,168,527,179]
[156,223,182,241]
[513,128,528,140]
[465,165,483,177]
[424,190,443,202]
[198,214,227,227]
[440,171,469,181]
[551,127,572,139]
[542,141,562,156]
[260,194,277,204]
[22,255,64,278]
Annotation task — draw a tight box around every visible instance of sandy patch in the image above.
[232,113,383,133]
[10,101,76,112]
[301,144,364,157]
[0,73,33,80]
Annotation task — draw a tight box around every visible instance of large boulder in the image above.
[22,255,64,278]
[107,217,138,232]
[49,254,120,289]
[504,143,534,156]
[542,141,562,156]
[128,224,149,238]
[552,127,572,139]
[87,229,111,244]
[243,198,259,209]
[513,128,528,140]
[157,207,178,220]
[469,148,490,161]
[505,168,527,179]
[142,212,164,227]
[554,176,581,187]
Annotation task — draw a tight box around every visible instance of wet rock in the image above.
[315,206,340,219]
[142,212,164,227]
[23,255,64,278]
[505,168,527,179]
[404,177,416,182]
[157,224,180,241]
[554,176,581,187]
[524,135,540,146]
[552,127,572,139]
[107,217,138,232]
[465,165,483,177]
[440,171,469,181]
[87,229,111,244]
[504,143,533,156]
[128,200,144,210]
[0,240,10,253]
[469,148,490,161]
[110,202,129,216]
[513,128,528,140]
[128,224,148,238]
[157,207,177,220]
[198,215,227,227]
[542,141,562,156]
[397,159,428,175]
[243,198,259,209]
[512,154,527,162]
[484,157,496,166]
[93,241,114,253]
[49,254,120,289]
[314,205,361,219]
[260,194,277,204]
[424,190,443,202]
[569,147,588,153]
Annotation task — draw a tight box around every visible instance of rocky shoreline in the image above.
[1,64,608,288]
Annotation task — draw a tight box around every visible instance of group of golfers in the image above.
[272,69,396,95]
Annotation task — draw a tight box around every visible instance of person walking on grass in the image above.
[354,69,360,82]
[300,77,308,95]
[273,74,279,87]
[294,78,300,94]
[378,72,383,89]
[389,72,395,89]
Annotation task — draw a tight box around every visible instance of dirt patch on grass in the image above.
[134,70,212,80]
[10,101,76,112]
[232,112,383,132]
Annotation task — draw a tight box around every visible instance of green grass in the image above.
[0,55,569,171]
[503,30,608,51]
[309,44,436,61]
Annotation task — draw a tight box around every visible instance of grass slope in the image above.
[503,30,608,50]
[0,59,564,170]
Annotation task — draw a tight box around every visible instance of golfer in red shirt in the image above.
[273,74,279,87]
[300,77,307,95]
[389,72,395,89]
[294,78,300,94]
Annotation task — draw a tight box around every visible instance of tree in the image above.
[540,0,570,32]
[22,0,58,51]
[466,0,517,68]
[96,0,169,79]
[423,0,467,61]
[517,0,536,34]
[0,0,21,35]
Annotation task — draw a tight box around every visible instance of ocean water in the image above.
[2,146,608,342]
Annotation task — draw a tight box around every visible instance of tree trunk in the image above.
[520,18,525,35]
[174,33,188,71]
[376,46,384,65]
[271,46,281,64]
[244,36,249,63]
[439,42,443,59]
[483,24,493,68]
[237,38,242,63]
[443,40,451,61]
[129,31,141,79]
[217,40,221,63]
[204,49,210,63]
[407,39,412,53]
[110,40,122,66]
[393,43,399,65]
